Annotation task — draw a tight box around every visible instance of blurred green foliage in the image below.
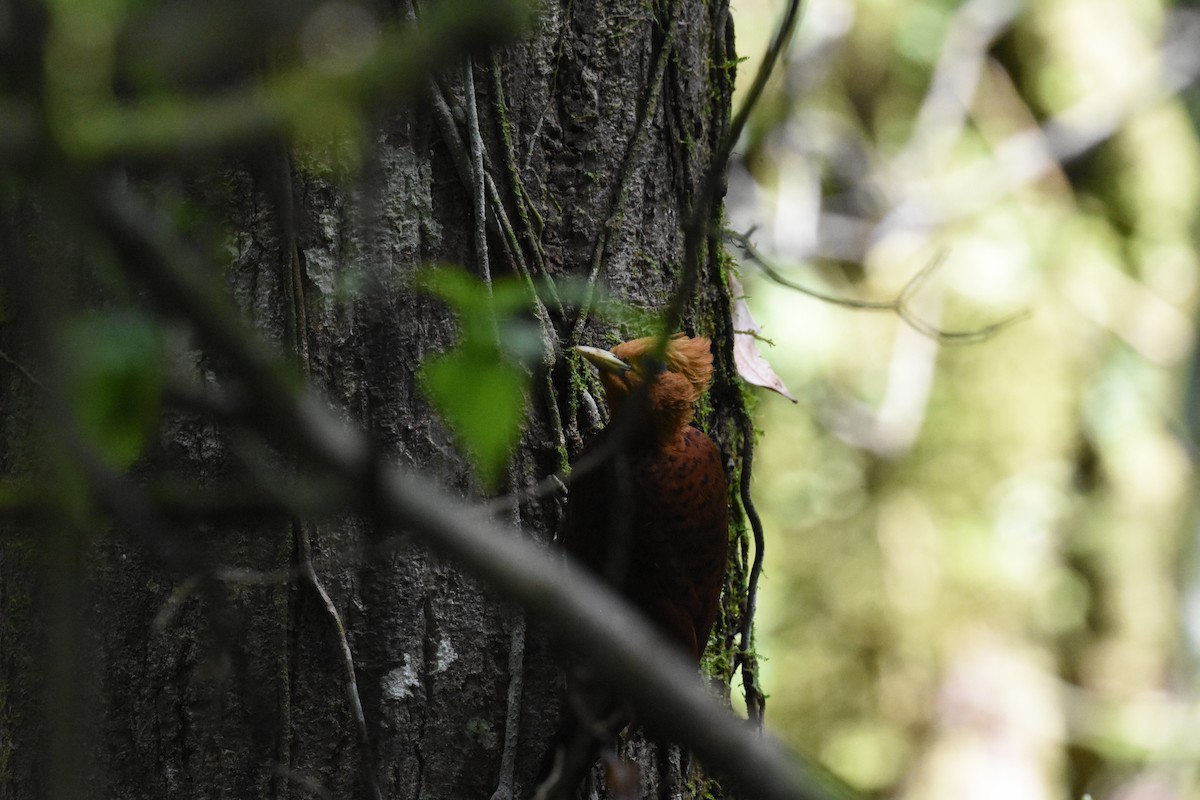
[418,267,544,488]
[61,311,164,470]
[732,0,1200,796]
[9,0,527,169]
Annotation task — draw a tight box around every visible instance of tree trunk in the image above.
[0,0,747,797]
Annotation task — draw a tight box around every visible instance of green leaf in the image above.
[61,311,163,469]
[416,267,540,488]
[422,350,526,488]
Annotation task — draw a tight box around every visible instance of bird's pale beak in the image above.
[574,345,632,375]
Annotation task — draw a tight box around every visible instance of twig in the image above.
[488,458,533,800]
[734,413,766,727]
[711,0,803,207]
[490,605,527,800]
[661,0,803,337]
[426,73,564,385]
[426,80,528,275]
[464,59,494,302]
[727,230,1030,344]
[297,521,382,800]
[489,52,548,277]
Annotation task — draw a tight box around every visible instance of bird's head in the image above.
[575,334,714,434]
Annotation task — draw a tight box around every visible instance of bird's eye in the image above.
[634,356,666,376]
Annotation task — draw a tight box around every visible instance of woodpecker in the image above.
[566,334,728,662]
[536,334,729,799]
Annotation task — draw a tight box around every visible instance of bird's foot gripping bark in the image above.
[532,691,630,800]
[534,741,641,800]
[600,748,642,800]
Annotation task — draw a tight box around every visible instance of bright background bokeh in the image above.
[727,0,1200,796]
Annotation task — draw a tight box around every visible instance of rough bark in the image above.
[0,0,746,797]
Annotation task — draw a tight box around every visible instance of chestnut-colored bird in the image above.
[566,333,729,663]
[535,334,728,799]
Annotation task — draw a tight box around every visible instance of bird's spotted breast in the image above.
[565,336,729,663]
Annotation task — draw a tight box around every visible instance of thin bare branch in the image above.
[728,230,1030,344]
[465,59,494,297]
[297,523,383,800]
[734,412,766,726]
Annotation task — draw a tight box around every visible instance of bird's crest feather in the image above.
[611,333,713,398]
